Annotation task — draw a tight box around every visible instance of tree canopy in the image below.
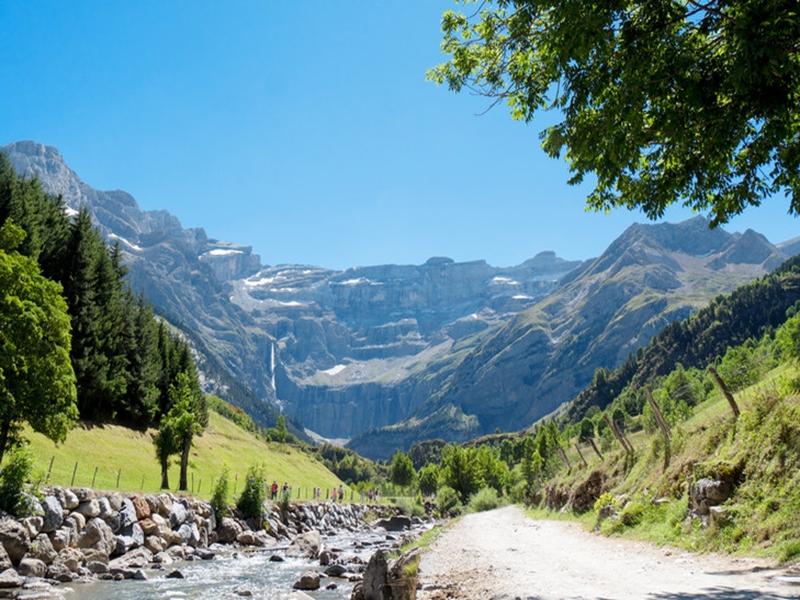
[0,220,77,462]
[429,0,800,225]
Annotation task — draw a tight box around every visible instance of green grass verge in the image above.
[25,412,347,500]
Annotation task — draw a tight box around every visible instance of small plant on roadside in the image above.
[211,467,230,521]
[394,496,425,517]
[236,464,267,526]
[466,487,502,513]
[436,485,463,518]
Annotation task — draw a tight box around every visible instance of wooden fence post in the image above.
[646,388,671,468]
[574,444,589,468]
[233,473,239,496]
[116,469,121,489]
[557,446,572,472]
[91,466,98,488]
[46,456,55,483]
[604,414,634,454]
[708,366,741,420]
[70,462,78,487]
[140,474,145,491]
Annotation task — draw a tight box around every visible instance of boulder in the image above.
[54,547,83,572]
[18,557,46,577]
[319,549,332,566]
[114,522,145,555]
[325,564,347,578]
[21,516,44,538]
[97,497,114,520]
[374,516,411,532]
[166,569,184,579]
[80,548,109,564]
[41,496,64,533]
[46,562,74,583]
[178,523,200,547]
[118,498,138,530]
[28,534,57,565]
[131,496,151,520]
[362,551,389,600]
[288,529,321,558]
[0,546,9,572]
[169,503,187,529]
[0,519,30,565]
[109,547,152,570]
[76,499,101,518]
[87,560,109,574]
[107,493,124,512]
[64,512,86,534]
[48,528,71,552]
[690,478,733,516]
[73,488,95,502]
[77,518,117,556]
[293,571,320,591]
[144,535,166,554]
[62,489,79,510]
[139,518,159,536]
[0,568,22,589]
[216,517,243,544]
[387,550,420,600]
[156,495,173,518]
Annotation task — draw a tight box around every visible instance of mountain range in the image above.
[4,141,796,459]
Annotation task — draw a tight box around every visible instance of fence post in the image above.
[46,456,55,483]
[91,466,98,488]
[116,469,121,489]
[646,388,672,469]
[140,474,145,491]
[233,473,239,496]
[557,446,571,472]
[70,462,78,487]
[191,472,195,495]
[197,479,202,495]
[574,443,589,468]
[708,366,741,420]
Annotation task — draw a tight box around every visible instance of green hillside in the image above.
[26,412,348,500]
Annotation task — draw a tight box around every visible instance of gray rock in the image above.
[325,564,347,578]
[166,569,184,579]
[216,517,242,544]
[118,498,137,530]
[62,490,79,510]
[54,547,83,572]
[48,528,71,552]
[0,519,30,565]
[21,516,44,538]
[269,554,284,562]
[0,568,22,589]
[690,478,733,516]
[178,523,200,547]
[109,547,152,570]
[28,534,57,565]
[64,512,85,533]
[87,560,109,574]
[76,499,101,519]
[169,503,187,529]
[0,545,10,572]
[293,571,320,591]
[133,569,148,580]
[375,516,411,532]
[18,557,46,577]
[40,497,63,533]
[287,529,321,558]
[77,518,116,556]
[45,562,74,583]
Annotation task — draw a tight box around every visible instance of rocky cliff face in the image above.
[349,217,796,459]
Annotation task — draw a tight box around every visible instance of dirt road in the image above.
[418,505,799,600]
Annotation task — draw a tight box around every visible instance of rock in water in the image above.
[374,516,411,532]
[288,529,321,558]
[293,571,320,591]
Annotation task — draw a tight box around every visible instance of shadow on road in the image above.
[649,588,797,600]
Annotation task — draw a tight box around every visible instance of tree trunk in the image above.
[160,457,170,490]
[0,419,10,465]
[708,366,741,420]
[589,438,603,459]
[179,435,191,491]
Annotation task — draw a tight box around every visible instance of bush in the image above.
[0,448,34,517]
[466,487,502,513]
[236,465,267,526]
[620,499,646,527]
[418,464,439,496]
[211,468,230,521]
[436,485,463,518]
[393,496,425,517]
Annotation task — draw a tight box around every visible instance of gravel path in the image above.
[418,505,799,600]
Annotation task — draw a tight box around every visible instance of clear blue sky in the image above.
[1,1,796,269]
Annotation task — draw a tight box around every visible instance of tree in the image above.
[418,464,440,496]
[153,418,177,490]
[0,221,78,462]
[429,1,800,225]
[579,418,603,459]
[165,372,206,491]
[440,445,482,502]
[389,450,416,489]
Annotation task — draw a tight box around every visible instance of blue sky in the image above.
[1,1,796,269]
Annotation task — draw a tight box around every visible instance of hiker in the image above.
[331,487,337,502]
[271,480,278,500]
[281,482,289,500]
[338,484,344,502]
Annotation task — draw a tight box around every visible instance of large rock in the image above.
[76,499,101,518]
[178,523,200,547]
[293,571,320,591]
[77,518,117,556]
[0,519,30,565]
[131,496,151,520]
[690,478,733,516]
[28,533,57,565]
[288,529,321,558]
[0,568,22,589]
[62,489,79,510]
[114,521,145,556]
[119,498,138,530]
[362,550,389,600]
[54,547,84,572]
[375,516,411,532]
[216,518,243,544]
[0,545,10,572]
[109,547,152,570]
[41,496,64,533]
[169,503,188,529]
[18,557,46,577]
[48,527,71,552]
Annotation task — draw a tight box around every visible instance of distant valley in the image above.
[6,141,797,459]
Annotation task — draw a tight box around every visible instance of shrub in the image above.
[619,499,646,527]
[466,487,502,513]
[236,464,267,526]
[593,492,617,514]
[211,468,230,521]
[417,464,439,496]
[436,485,463,518]
[394,496,425,517]
[0,448,34,517]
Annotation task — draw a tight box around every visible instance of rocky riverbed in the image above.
[0,487,430,599]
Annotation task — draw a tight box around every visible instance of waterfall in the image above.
[270,342,277,394]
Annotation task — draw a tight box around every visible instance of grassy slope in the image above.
[543,363,800,561]
[26,412,347,500]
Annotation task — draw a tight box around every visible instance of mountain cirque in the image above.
[5,141,796,459]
